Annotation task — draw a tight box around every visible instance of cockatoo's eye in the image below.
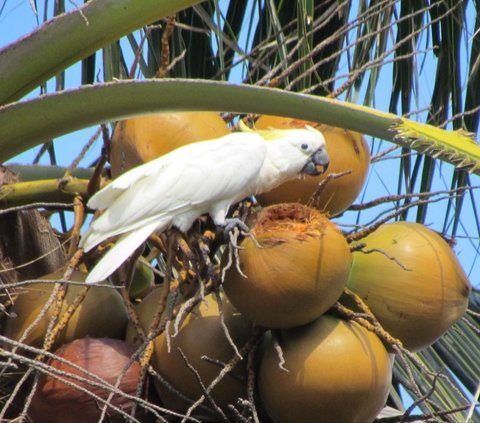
[301,143,310,151]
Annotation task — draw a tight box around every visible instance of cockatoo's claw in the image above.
[223,218,250,239]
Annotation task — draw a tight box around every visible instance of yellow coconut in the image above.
[223,203,351,328]
[259,315,393,423]
[255,115,370,216]
[347,222,471,352]
[110,112,230,176]
[4,270,128,350]
[126,289,252,416]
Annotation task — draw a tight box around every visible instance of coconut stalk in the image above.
[0,179,91,208]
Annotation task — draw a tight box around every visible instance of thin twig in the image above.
[0,202,75,215]
[178,348,228,422]
[156,16,176,78]
[271,331,288,372]
[353,247,412,271]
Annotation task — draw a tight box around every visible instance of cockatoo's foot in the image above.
[221,221,247,281]
[220,217,264,282]
[223,217,263,249]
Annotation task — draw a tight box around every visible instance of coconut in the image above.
[255,115,370,216]
[29,338,150,423]
[126,289,252,417]
[128,257,155,301]
[124,286,160,348]
[4,270,128,350]
[258,315,393,423]
[347,222,471,351]
[223,203,351,328]
[110,112,230,176]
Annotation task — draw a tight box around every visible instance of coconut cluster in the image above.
[222,203,394,423]
[109,113,469,422]
[3,112,470,423]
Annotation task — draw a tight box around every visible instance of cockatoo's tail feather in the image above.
[85,220,161,284]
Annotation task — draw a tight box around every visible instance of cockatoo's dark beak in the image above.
[302,148,330,176]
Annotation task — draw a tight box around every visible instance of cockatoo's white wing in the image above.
[87,158,164,210]
[84,132,266,243]
[81,132,267,283]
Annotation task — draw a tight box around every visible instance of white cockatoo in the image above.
[80,123,329,284]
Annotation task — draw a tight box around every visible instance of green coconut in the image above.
[255,115,370,216]
[110,112,230,176]
[128,257,155,301]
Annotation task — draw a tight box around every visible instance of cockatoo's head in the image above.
[278,125,330,176]
[241,122,330,177]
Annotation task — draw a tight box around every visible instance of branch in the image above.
[0,80,478,172]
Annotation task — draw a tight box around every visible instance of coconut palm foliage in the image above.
[0,0,479,421]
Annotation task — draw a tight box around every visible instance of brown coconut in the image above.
[223,203,352,328]
[4,270,128,350]
[126,289,252,417]
[29,338,148,423]
[259,315,393,423]
[255,115,370,216]
[110,112,230,176]
[347,222,471,351]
